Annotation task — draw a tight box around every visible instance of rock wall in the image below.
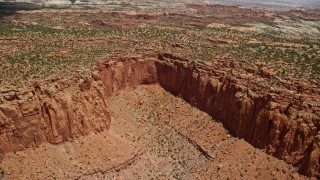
[0,53,318,177]
[95,56,158,96]
[0,77,111,154]
[0,57,158,155]
[155,53,320,177]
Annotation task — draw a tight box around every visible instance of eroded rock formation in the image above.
[155,53,320,177]
[0,77,110,154]
[95,56,158,96]
[0,53,319,177]
[0,56,158,155]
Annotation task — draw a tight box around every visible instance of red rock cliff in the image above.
[0,77,111,154]
[0,57,158,155]
[95,56,158,96]
[155,53,320,177]
[0,54,318,177]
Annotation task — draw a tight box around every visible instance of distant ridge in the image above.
[0,2,41,11]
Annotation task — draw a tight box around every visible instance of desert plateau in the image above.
[0,0,319,179]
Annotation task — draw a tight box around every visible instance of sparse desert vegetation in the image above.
[0,3,319,89]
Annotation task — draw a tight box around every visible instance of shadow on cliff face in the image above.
[0,2,41,20]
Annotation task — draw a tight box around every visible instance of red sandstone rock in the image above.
[95,56,158,96]
[0,53,318,177]
[0,77,111,154]
[155,53,320,177]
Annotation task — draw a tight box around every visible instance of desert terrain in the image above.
[0,0,319,179]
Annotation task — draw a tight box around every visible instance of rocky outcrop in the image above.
[0,57,158,155]
[0,53,318,177]
[0,77,111,154]
[155,53,320,177]
[95,56,158,96]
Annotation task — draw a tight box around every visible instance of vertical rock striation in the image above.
[95,56,158,96]
[0,77,111,154]
[0,56,158,155]
[0,53,318,177]
[155,53,319,177]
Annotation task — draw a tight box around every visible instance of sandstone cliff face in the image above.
[0,54,319,177]
[0,77,111,154]
[95,56,158,96]
[0,57,158,155]
[155,53,320,177]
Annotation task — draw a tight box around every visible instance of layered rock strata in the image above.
[0,53,319,177]
[0,77,110,154]
[0,57,157,155]
[155,53,319,177]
